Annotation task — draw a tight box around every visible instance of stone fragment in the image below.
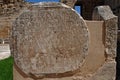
[92,6,118,59]
[60,0,77,8]
[89,61,116,80]
[11,2,89,78]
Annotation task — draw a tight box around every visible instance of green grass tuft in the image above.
[0,56,13,80]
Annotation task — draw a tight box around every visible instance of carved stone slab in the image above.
[93,6,118,59]
[11,2,89,78]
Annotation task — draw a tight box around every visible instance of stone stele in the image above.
[10,2,89,78]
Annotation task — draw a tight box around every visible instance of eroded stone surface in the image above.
[11,2,89,78]
[93,6,118,59]
[89,61,116,80]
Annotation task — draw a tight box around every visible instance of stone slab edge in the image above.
[92,5,118,59]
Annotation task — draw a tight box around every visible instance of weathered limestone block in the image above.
[89,61,116,80]
[92,6,118,59]
[60,0,77,8]
[11,2,89,79]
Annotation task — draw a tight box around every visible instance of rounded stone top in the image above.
[11,2,89,78]
[32,2,68,7]
[93,6,117,20]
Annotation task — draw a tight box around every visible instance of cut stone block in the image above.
[92,6,118,59]
[11,2,89,79]
[80,21,106,75]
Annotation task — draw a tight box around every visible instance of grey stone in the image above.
[11,2,89,79]
[92,5,118,59]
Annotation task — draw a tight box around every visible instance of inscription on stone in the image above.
[11,2,89,78]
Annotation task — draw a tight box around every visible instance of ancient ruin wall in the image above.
[0,0,26,43]
[0,0,24,15]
